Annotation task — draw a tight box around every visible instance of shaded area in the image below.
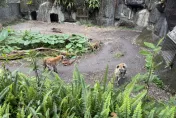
[31,11,37,20]
[50,13,58,22]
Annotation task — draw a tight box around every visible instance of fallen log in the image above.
[0,47,76,60]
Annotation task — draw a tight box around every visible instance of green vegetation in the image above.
[114,52,124,59]
[140,38,164,90]
[0,63,175,117]
[0,29,92,57]
[86,0,100,9]
[0,38,175,117]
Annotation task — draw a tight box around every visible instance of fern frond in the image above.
[131,90,147,109]
[100,90,111,118]
[132,101,142,118]
[147,108,156,118]
[169,106,176,118]
[119,94,131,118]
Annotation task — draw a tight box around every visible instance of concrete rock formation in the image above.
[136,9,150,27]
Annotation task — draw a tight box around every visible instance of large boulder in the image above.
[149,8,161,25]
[165,0,176,31]
[37,2,52,22]
[135,9,150,27]
[20,0,45,13]
[115,18,135,28]
[154,14,168,38]
[115,4,133,20]
[37,2,66,23]
[145,0,158,11]
[98,0,116,26]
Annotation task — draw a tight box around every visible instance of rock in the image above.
[71,12,76,21]
[20,0,44,13]
[115,4,133,20]
[149,8,161,25]
[145,0,158,11]
[135,9,150,27]
[154,14,168,38]
[125,0,145,8]
[98,0,116,26]
[156,2,165,13]
[37,2,65,23]
[165,0,176,31]
[115,18,135,28]
[167,26,176,42]
[37,2,52,22]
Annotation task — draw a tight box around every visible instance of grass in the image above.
[114,52,124,59]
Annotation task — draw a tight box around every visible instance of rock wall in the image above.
[98,0,116,26]
[98,0,174,38]
[165,0,176,31]
[0,3,21,23]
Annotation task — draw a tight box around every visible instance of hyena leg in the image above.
[117,76,120,85]
[53,65,58,73]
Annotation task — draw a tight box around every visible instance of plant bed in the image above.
[0,28,99,60]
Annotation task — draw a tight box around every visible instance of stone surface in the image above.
[165,0,176,31]
[98,0,116,26]
[125,0,145,7]
[135,9,150,27]
[37,2,52,22]
[115,18,135,28]
[115,4,133,20]
[167,26,176,43]
[0,3,21,23]
[149,8,161,25]
[154,14,168,38]
[145,0,158,11]
[20,0,44,13]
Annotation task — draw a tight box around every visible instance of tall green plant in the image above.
[140,38,164,90]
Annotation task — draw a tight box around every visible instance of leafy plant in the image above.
[140,38,164,91]
[0,29,93,57]
[86,0,100,9]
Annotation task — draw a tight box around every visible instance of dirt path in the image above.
[1,21,146,84]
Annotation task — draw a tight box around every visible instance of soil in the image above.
[0,21,171,100]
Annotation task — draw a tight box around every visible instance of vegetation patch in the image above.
[0,64,175,117]
[0,28,97,59]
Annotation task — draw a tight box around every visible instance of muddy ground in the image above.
[0,21,171,100]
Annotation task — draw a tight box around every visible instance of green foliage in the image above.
[56,0,75,9]
[0,65,176,117]
[132,101,142,118]
[140,38,164,88]
[86,0,100,9]
[0,29,18,54]
[0,29,92,56]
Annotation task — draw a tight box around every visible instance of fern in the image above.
[169,106,176,118]
[119,94,131,118]
[147,108,155,118]
[100,91,111,118]
[158,106,170,118]
[103,65,109,92]
[131,90,147,109]
[132,101,142,118]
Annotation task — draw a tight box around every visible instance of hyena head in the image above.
[115,63,127,79]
